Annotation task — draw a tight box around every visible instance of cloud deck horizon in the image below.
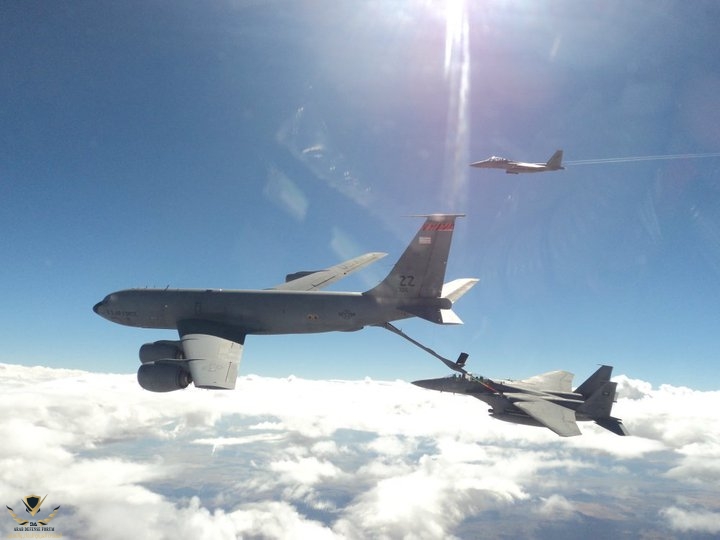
[1,363,719,539]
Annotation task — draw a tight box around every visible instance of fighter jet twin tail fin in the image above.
[513,365,628,436]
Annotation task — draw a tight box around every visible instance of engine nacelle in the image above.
[139,340,184,364]
[137,362,192,392]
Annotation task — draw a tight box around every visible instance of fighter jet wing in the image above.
[514,371,574,393]
[271,252,387,291]
[510,396,582,437]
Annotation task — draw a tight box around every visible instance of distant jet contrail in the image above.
[565,152,720,166]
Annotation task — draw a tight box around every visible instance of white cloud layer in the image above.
[1,363,719,539]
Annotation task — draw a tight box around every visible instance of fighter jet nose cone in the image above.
[93,301,103,314]
[411,379,434,390]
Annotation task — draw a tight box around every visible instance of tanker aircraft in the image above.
[470,149,564,174]
[413,357,628,437]
[94,214,478,392]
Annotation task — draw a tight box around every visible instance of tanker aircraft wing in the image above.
[271,252,387,291]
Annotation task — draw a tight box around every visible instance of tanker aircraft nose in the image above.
[93,294,117,317]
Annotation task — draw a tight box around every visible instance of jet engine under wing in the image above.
[271,252,387,291]
[137,332,243,392]
[181,333,243,390]
[511,396,582,437]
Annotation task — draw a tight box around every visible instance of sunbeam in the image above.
[442,0,472,210]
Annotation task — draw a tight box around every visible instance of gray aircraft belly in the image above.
[218,290,395,334]
[108,289,409,335]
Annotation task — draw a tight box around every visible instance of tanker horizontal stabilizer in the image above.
[441,278,479,302]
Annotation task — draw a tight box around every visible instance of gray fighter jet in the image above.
[94,214,478,392]
[413,360,628,437]
[470,149,564,174]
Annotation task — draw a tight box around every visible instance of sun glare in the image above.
[440,0,471,209]
[443,0,468,76]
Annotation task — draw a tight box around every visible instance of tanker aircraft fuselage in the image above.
[94,214,478,392]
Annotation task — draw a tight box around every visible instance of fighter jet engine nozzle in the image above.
[139,340,184,364]
[137,362,191,392]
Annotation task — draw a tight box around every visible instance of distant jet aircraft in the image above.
[94,214,478,392]
[470,149,564,174]
[413,359,628,437]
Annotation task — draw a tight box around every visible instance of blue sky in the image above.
[2,0,720,389]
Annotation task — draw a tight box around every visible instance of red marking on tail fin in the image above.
[422,222,454,232]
